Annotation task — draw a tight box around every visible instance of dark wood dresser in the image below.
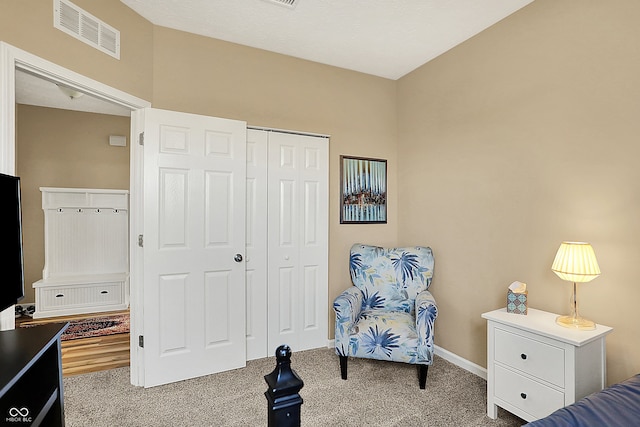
[0,322,68,426]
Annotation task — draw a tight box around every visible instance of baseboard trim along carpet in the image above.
[327,339,487,380]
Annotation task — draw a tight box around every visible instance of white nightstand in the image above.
[482,308,612,422]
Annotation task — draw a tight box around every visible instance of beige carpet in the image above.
[63,348,525,426]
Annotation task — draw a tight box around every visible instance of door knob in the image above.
[234,254,243,262]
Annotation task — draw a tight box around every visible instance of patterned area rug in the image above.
[22,313,130,341]
[62,314,130,341]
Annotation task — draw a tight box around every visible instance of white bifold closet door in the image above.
[246,129,329,360]
[245,130,268,360]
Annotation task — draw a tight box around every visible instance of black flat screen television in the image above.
[0,173,24,313]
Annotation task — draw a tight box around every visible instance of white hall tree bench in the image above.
[32,187,129,319]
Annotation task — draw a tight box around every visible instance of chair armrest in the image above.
[333,286,363,356]
[416,290,438,328]
[415,290,438,361]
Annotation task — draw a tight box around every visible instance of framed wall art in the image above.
[340,155,387,224]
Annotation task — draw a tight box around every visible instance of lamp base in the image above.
[556,315,596,331]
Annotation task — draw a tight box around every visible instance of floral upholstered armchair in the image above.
[333,244,437,389]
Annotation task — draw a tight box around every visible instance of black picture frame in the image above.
[340,155,387,224]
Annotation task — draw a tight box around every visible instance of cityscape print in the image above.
[340,156,387,224]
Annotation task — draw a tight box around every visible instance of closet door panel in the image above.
[299,140,328,350]
[245,130,268,360]
[304,181,320,245]
[267,131,328,352]
[268,137,300,351]
[303,265,319,330]
[278,266,295,334]
[279,180,297,246]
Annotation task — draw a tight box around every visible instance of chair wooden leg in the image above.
[339,355,348,380]
[418,365,428,389]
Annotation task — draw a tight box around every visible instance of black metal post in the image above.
[264,345,304,427]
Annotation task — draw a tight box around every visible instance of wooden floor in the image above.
[17,310,130,377]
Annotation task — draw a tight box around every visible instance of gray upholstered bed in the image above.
[524,374,640,427]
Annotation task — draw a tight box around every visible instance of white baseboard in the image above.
[326,339,487,380]
[434,345,487,380]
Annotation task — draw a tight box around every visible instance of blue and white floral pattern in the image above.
[334,244,437,366]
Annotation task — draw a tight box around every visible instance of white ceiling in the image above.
[16,70,132,117]
[121,0,534,80]
[16,0,535,116]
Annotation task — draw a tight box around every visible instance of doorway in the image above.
[0,42,150,383]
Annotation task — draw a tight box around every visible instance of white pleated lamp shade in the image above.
[551,242,601,283]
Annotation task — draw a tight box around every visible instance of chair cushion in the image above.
[349,310,420,363]
[350,244,434,313]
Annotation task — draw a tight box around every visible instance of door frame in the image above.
[0,42,150,384]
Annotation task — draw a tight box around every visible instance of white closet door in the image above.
[267,132,328,353]
[245,129,268,360]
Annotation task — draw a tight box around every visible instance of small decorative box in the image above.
[506,281,527,315]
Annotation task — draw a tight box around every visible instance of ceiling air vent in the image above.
[262,0,299,9]
[54,0,120,59]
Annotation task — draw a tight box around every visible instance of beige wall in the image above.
[5,0,639,386]
[16,105,130,303]
[0,0,154,101]
[398,0,640,385]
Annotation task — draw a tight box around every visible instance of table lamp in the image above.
[551,241,601,330]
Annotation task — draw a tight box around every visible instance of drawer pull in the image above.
[100,290,109,294]
[55,294,64,298]
[520,353,527,360]
[520,393,527,399]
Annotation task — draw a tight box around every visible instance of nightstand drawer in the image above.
[495,364,564,420]
[494,327,565,387]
